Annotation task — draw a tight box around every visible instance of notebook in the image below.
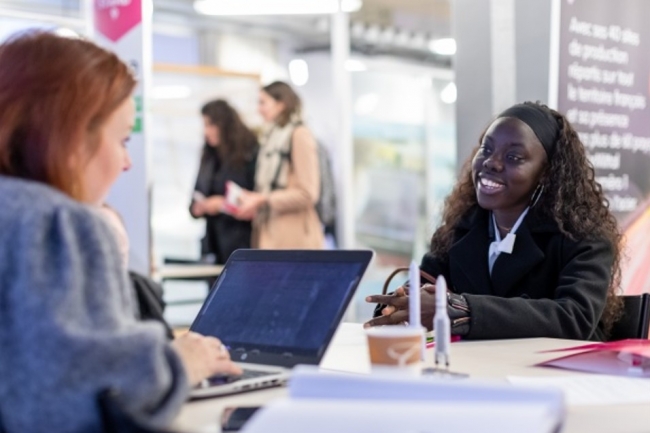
[188,249,373,398]
[240,366,565,433]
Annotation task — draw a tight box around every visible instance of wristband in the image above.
[447,292,471,336]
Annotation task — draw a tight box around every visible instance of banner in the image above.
[93,0,151,275]
[551,0,650,293]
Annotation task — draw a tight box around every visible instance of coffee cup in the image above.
[366,326,424,375]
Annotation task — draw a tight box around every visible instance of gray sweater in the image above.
[0,176,189,432]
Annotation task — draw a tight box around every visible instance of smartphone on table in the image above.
[220,406,261,432]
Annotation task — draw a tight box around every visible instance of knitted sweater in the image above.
[0,176,189,432]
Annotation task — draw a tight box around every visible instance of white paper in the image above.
[242,399,560,433]
[291,366,564,413]
[508,375,650,406]
[222,180,243,214]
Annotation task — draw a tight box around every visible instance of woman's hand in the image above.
[202,196,224,215]
[234,191,267,220]
[419,284,437,331]
[171,332,242,386]
[364,284,437,331]
[191,201,206,217]
[191,196,224,217]
[378,285,408,317]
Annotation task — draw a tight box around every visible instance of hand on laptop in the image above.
[172,332,242,386]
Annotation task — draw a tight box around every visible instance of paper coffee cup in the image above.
[366,326,425,375]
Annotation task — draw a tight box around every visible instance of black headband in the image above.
[497,103,560,159]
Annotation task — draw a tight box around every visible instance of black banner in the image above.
[554,0,650,293]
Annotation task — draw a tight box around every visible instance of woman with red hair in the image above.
[0,32,240,432]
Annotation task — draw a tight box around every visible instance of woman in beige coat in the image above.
[235,81,324,249]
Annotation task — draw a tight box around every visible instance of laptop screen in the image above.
[190,250,372,364]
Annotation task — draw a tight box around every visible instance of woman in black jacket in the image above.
[366,101,623,341]
[190,100,259,264]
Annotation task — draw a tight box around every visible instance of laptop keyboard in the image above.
[200,369,274,387]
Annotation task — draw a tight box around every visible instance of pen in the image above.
[434,275,451,367]
[408,261,425,360]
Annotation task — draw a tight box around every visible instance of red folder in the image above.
[538,340,650,377]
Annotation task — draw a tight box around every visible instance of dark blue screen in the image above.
[191,260,363,354]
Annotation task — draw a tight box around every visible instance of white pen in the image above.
[408,260,425,360]
[434,275,451,367]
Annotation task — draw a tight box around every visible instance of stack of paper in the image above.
[241,366,565,433]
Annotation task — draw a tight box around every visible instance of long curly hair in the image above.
[201,99,257,168]
[430,101,623,334]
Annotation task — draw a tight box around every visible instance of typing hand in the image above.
[172,332,242,386]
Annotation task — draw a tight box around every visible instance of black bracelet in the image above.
[447,292,471,336]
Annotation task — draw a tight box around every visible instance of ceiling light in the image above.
[345,59,367,72]
[440,82,457,104]
[379,27,395,44]
[351,21,366,38]
[315,17,330,32]
[194,0,362,16]
[364,25,380,43]
[428,38,457,55]
[394,30,410,46]
[289,59,309,86]
[152,85,192,100]
[410,33,427,50]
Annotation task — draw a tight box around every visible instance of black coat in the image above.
[192,144,258,264]
[421,206,613,341]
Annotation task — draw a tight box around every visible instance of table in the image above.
[173,323,650,433]
[154,264,224,281]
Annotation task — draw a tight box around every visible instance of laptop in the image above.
[188,249,373,398]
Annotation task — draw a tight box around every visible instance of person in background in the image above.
[235,81,324,249]
[190,99,259,264]
[97,204,130,270]
[0,32,240,433]
[99,204,174,340]
[366,101,623,341]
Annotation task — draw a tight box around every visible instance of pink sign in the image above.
[94,0,141,42]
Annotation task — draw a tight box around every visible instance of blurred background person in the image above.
[99,204,174,340]
[0,32,240,432]
[236,81,324,249]
[190,99,259,264]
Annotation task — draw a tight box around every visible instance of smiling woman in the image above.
[367,101,623,342]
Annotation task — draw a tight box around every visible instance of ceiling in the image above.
[0,0,453,64]
[153,0,453,64]
[354,0,451,34]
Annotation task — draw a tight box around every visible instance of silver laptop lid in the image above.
[189,249,373,368]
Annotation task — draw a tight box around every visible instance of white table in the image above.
[154,264,224,281]
[173,323,650,433]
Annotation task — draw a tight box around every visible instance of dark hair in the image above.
[261,81,301,127]
[201,99,257,167]
[430,101,623,334]
[0,31,136,200]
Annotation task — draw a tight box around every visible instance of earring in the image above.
[530,184,544,207]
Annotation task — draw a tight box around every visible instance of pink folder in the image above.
[538,339,650,377]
